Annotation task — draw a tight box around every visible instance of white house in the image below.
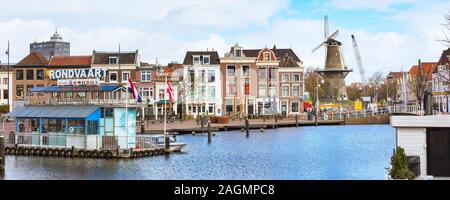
[391,115,450,179]
[182,51,222,117]
[0,65,13,111]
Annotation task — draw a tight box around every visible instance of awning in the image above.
[30,85,123,93]
[7,105,99,118]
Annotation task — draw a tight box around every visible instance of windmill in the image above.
[312,15,352,101]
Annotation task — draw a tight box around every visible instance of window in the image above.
[282,74,289,82]
[109,72,118,82]
[193,56,200,64]
[293,74,300,81]
[207,70,215,82]
[37,70,45,80]
[269,68,277,80]
[16,85,24,97]
[159,89,165,99]
[109,57,118,64]
[292,102,299,112]
[141,70,151,82]
[258,84,266,96]
[3,89,8,99]
[140,88,150,98]
[3,78,8,85]
[263,52,271,61]
[244,79,250,95]
[26,85,34,96]
[227,82,236,96]
[269,84,276,96]
[242,66,250,77]
[188,70,195,83]
[282,85,289,97]
[235,49,242,57]
[16,70,24,80]
[227,66,235,77]
[292,86,300,97]
[225,99,233,114]
[149,88,154,98]
[258,68,266,81]
[208,104,214,113]
[208,87,215,99]
[203,56,210,65]
[122,72,130,82]
[105,108,114,117]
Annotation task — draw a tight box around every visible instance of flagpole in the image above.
[7,40,10,112]
[164,75,168,152]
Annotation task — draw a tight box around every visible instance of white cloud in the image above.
[330,0,419,11]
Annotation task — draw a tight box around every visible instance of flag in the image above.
[166,79,175,102]
[128,78,142,103]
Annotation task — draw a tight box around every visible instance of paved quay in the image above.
[138,118,346,134]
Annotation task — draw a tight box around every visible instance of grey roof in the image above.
[8,105,99,118]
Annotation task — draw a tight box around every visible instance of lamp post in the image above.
[5,41,10,112]
[314,74,324,126]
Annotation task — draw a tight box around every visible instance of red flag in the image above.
[166,79,175,102]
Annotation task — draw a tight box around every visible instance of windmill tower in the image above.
[312,15,352,101]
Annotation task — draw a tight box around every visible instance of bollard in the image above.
[116,145,120,158]
[208,121,212,144]
[245,117,249,137]
[295,114,298,127]
[71,146,75,156]
[165,136,170,153]
[1,136,5,174]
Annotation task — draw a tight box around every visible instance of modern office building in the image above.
[30,30,70,60]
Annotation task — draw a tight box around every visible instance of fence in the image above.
[7,133,158,150]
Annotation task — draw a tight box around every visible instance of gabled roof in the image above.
[183,51,220,65]
[241,48,302,63]
[436,48,450,73]
[16,52,48,66]
[92,50,138,65]
[387,72,404,79]
[408,62,437,81]
[49,56,91,66]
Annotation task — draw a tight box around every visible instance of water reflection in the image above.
[2,125,395,180]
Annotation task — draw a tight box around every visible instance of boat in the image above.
[151,134,186,152]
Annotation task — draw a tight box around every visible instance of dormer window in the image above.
[193,56,200,64]
[109,56,118,64]
[263,52,271,61]
[203,55,210,65]
[235,49,242,57]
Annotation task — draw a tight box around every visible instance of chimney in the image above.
[49,51,55,59]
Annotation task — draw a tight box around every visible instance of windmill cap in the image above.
[351,35,355,39]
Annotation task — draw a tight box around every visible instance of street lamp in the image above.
[315,75,324,126]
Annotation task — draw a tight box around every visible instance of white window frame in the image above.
[109,56,118,64]
[122,71,130,82]
[203,55,210,65]
[282,85,290,97]
[263,52,271,61]
[235,49,242,57]
[193,55,200,64]
[141,70,151,82]
[292,85,300,97]
[282,74,290,82]
[242,65,250,77]
[227,65,236,77]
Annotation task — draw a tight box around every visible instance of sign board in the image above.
[57,79,101,86]
[49,68,108,80]
[362,96,371,102]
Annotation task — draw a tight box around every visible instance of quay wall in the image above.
[345,114,390,125]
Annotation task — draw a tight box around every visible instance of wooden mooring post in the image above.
[208,121,212,144]
[245,117,249,137]
[1,136,5,174]
[295,114,298,127]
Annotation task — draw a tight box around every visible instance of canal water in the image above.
[1,125,395,180]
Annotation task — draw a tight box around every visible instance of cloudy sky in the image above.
[0,0,449,83]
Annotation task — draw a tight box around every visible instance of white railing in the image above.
[391,105,424,116]
[10,133,158,150]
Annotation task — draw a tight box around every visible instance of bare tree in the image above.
[408,59,428,107]
[439,11,450,46]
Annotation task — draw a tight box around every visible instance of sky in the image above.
[0,0,449,83]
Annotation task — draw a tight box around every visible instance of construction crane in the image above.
[351,34,367,85]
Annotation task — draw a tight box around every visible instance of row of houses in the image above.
[387,48,450,114]
[2,44,305,119]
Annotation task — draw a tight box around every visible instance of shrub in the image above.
[389,147,414,180]
[0,105,9,113]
